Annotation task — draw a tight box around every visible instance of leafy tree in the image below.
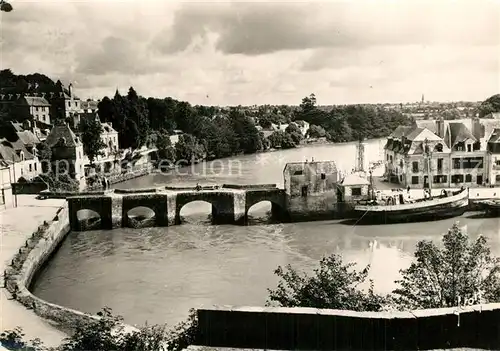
[154,130,176,163]
[478,94,500,118]
[267,254,387,311]
[285,123,303,145]
[393,223,500,310]
[229,108,263,154]
[80,118,106,165]
[0,1,13,12]
[33,172,79,192]
[307,124,326,138]
[175,134,204,165]
[268,130,285,149]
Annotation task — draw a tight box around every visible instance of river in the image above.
[31,139,500,327]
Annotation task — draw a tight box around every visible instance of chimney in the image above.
[68,83,72,98]
[471,115,483,140]
[436,117,444,138]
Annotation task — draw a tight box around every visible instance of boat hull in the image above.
[353,193,469,224]
[477,200,500,216]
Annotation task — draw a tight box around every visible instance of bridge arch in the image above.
[68,196,113,231]
[244,189,288,224]
[126,206,156,228]
[76,209,101,231]
[174,191,235,225]
[177,200,217,224]
[121,194,168,228]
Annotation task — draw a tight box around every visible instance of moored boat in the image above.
[476,199,500,216]
[353,188,469,224]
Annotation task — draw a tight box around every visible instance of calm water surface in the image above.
[32,140,500,327]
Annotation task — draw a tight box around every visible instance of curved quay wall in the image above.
[4,204,137,336]
[6,194,500,350]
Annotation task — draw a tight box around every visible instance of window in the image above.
[496,174,500,182]
[495,160,500,166]
[467,144,472,152]
[352,187,362,196]
[451,174,464,183]
[35,106,39,111]
[435,143,443,152]
[453,158,462,169]
[412,176,419,184]
[477,175,483,185]
[20,168,23,175]
[321,173,326,180]
[412,161,419,173]
[294,170,303,176]
[34,163,37,171]
[301,185,308,197]
[437,158,443,172]
[29,164,32,172]
[465,174,472,182]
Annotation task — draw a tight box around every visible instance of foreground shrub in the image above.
[266,254,388,311]
[2,307,197,351]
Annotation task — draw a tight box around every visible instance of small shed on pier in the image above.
[338,173,370,202]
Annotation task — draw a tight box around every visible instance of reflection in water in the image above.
[31,140,500,327]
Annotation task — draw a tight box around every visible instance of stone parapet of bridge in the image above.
[67,184,287,231]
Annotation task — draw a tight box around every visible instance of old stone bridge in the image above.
[67,184,288,231]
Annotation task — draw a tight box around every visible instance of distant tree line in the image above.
[6,70,500,166]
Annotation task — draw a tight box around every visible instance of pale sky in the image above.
[0,0,499,105]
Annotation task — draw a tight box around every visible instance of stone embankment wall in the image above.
[196,305,500,350]
[86,165,152,191]
[4,204,137,335]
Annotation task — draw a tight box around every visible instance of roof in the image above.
[11,122,23,132]
[405,127,424,141]
[0,138,35,162]
[341,173,370,186]
[414,120,437,134]
[0,139,20,162]
[20,96,51,107]
[448,122,476,146]
[17,130,40,146]
[389,125,414,138]
[284,161,338,173]
[45,123,81,147]
[488,128,500,143]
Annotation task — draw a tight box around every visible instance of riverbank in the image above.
[0,196,67,347]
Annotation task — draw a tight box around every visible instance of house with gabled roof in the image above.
[14,95,51,125]
[385,116,500,188]
[45,120,86,189]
